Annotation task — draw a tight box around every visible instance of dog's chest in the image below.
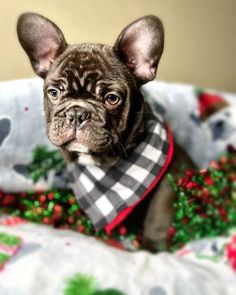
[69,110,173,233]
[77,154,97,166]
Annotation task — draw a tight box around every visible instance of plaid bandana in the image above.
[70,109,173,233]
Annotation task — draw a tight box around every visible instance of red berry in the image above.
[119,225,127,236]
[2,194,15,206]
[43,217,51,225]
[20,192,27,198]
[54,204,62,213]
[168,227,176,236]
[67,217,75,224]
[204,175,214,186]
[75,210,82,217]
[47,192,54,200]
[182,217,189,224]
[186,181,198,190]
[77,225,86,233]
[39,195,46,203]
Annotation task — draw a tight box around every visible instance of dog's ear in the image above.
[17,12,67,78]
[114,15,164,84]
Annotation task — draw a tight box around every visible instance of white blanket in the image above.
[0,217,236,295]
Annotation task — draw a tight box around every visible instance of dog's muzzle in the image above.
[66,107,91,129]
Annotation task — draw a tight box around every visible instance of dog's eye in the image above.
[105,93,120,105]
[47,87,60,100]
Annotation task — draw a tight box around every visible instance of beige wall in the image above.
[0,0,235,92]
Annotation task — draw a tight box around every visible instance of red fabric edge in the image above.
[105,124,174,234]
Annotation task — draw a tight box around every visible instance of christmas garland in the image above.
[167,145,236,250]
[1,146,236,252]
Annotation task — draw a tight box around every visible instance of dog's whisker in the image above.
[115,140,128,157]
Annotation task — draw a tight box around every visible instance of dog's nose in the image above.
[66,108,90,126]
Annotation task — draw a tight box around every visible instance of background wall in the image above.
[0,0,235,92]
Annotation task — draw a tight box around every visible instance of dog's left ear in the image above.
[114,15,164,84]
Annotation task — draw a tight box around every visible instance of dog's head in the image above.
[17,13,164,164]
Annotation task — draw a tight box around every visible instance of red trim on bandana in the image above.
[105,124,174,234]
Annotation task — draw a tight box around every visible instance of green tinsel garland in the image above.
[1,145,236,252]
[167,146,236,250]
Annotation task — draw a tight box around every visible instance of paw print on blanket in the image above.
[207,108,236,141]
[13,164,29,178]
[0,118,11,147]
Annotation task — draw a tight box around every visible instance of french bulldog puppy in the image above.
[17,13,193,251]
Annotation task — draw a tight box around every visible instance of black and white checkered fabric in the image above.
[70,110,172,232]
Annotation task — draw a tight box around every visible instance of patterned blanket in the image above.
[0,216,236,295]
[0,78,236,294]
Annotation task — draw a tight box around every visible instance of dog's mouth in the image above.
[48,117,115,154]
[64,133,114,156]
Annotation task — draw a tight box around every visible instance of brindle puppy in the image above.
[17,13,194,251]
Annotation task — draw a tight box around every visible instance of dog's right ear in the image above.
[17,12,67,78]
[114,15,164,85]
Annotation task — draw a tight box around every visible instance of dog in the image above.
[17,12,193,251]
